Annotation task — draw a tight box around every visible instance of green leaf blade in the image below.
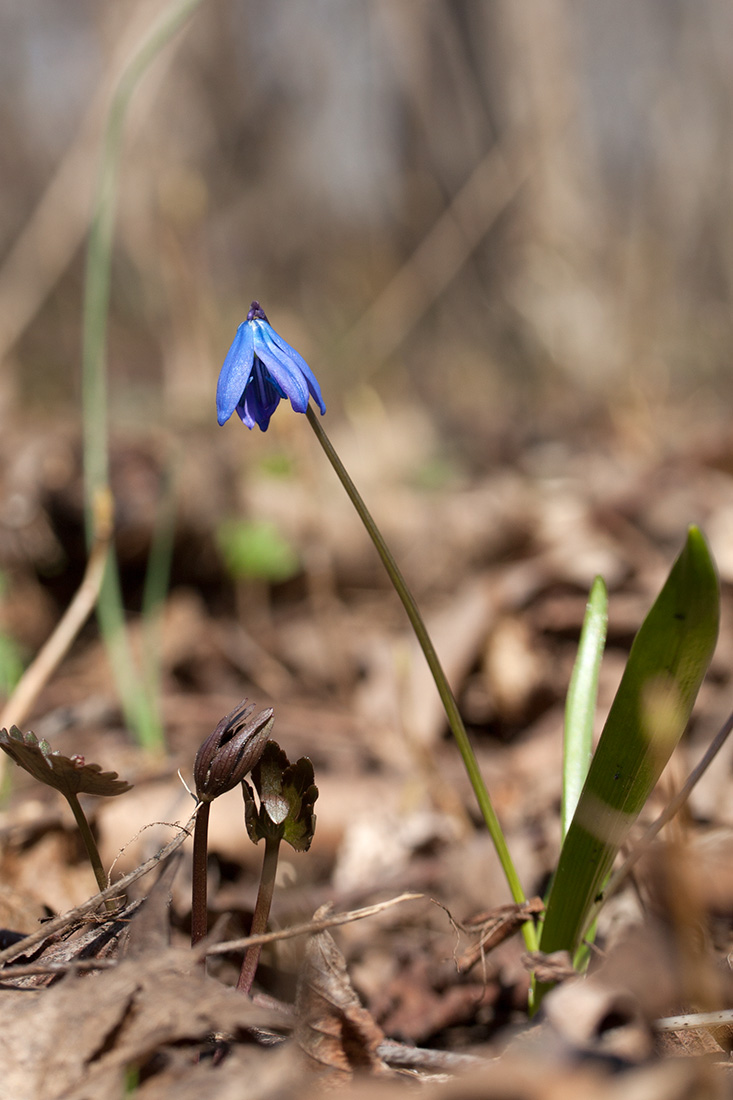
[562,576,608,839]
[540,528,719,971]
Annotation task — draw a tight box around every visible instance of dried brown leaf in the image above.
[120,853,180,960]
[0,948,286,1099]
[1,900,140,989]
[295,912,388,1084]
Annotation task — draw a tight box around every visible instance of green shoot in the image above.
[217,518,300,584]
[140,462,178,727]
[535,527,719,1008]
[561,576,607,839]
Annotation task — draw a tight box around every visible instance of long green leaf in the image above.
[538,527,719,990]
[561,576,608,839]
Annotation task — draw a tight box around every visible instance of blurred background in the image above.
[3,0,733,433]
[2,0,733,1034]
[1,0,733,714]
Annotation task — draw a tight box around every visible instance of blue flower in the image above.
[216,302,326,432]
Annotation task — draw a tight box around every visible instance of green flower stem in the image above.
[306,406,535,949]
[238,835,281,994]
[65,791,116,913]
[191,800,211,948]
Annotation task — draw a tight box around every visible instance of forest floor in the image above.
[0,396,732,1099]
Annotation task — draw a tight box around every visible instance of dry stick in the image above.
[579,707,733,944]
[203,893,424,959]
[656,1009,733,1033]
[0,957,119,980]
[0,489,113,755]
[0,807,199,969]
[377,1041,486,1072]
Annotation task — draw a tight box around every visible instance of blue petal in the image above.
[267,327,326,415]
[216,322,254,426]
[252,321,310,413]
[236,359,282,431]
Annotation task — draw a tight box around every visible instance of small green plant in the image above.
[190,700,274,948]
[534,527,719,1007]
[0,633,24,700]
[214,302,724,1011]
[0,726,132,910]
[217,518,300,584]
[239,741,318,993]
[189,701,317,996]
[0,571,25,700]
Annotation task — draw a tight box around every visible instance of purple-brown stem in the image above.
[66,790,116,914]
[191,801,211,949]
[237,835,281,995]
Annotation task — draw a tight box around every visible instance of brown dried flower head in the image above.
[194,699,274,803]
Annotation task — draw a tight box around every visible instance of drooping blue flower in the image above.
[216,302,326,432]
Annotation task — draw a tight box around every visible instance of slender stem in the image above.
[65,792,116,913]
[237,836,281,994]
[141,461,177,725]
[191,800,211,949]
[305,406,535,948]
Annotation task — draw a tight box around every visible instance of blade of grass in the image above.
[82,0,204,751]
[561,576,607,839]
[535,527,719,1006]
[140,461,177,724]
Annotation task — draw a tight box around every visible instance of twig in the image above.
[0,958,119,981]
[377,1040,488,1071]
[0,808,198,969]
[203,893,424,958]
[0,489,113,735]
[656,1010,733,1032]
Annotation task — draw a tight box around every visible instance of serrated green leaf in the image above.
[538,527,719,991]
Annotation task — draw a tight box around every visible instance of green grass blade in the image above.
[81,0,204,750]
[561,576,608,839]
[538,528,719,990]
[140,463,177,726]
